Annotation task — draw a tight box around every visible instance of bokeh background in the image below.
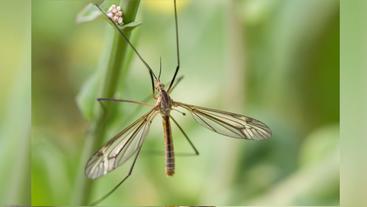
[31,0,339,206]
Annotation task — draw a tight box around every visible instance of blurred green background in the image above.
[0,0,30,205]
[31,0,339,206]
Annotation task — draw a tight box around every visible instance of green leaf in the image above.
[76,3,102,24]
[118,21,142,30]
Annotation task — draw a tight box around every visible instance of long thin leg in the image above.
[97,98,153,107]
[142,150,198,157]
[170,115,199,156]
[168,75,184,94]
[89,146,143,206]
[119,95,154,123]
[94,4,157,95]
[167,0,181,92]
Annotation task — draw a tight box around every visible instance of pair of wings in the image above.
[85,102,272,179]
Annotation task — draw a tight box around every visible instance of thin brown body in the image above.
[162,115,174,176]
[155,83,175,176]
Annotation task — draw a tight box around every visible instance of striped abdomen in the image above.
[162,115,175,176]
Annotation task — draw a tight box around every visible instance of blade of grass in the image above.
[72,0,142,205]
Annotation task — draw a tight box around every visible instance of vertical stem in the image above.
[2,1,31,205]
[72,0,141,205]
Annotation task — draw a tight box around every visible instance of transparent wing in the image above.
[85,109,158,179]
[175,102,271,140]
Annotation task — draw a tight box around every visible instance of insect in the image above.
[86,0,272,205]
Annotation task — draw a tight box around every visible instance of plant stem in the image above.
[72,0,141,205]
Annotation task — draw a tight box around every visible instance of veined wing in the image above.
[85,109,158,179]
[175,102,271,140]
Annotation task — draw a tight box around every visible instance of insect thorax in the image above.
[158,90,172,116]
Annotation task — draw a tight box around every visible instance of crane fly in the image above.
[85,0,272,205]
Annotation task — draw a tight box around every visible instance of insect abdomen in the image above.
[162,115,175,176]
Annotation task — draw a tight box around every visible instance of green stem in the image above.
[72,0,141,205]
